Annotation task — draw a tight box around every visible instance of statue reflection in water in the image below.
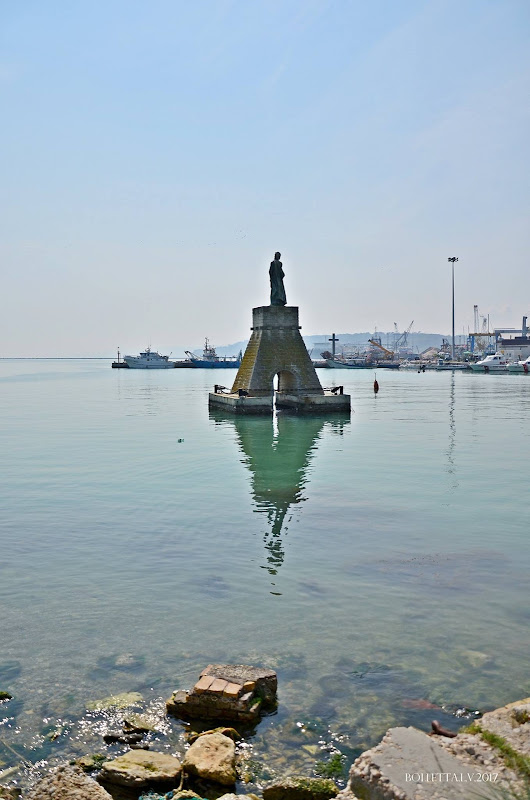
[209,411,350,578]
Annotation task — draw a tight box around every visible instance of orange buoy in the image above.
[373,375,379,394]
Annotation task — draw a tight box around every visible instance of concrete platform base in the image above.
[208,392,272,414]
[275,391,351,413]
[209,391,350,414]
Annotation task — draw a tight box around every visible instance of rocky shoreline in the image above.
[1,664,529,800]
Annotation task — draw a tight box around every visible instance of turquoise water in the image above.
[1,360,529,792]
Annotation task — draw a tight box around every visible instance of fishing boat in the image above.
[185,338,242,369]
[123,347,175,369]
[325,357,368,369]
[321,349,369,369]
[400,360,425,370]
[435,359,470,371]
[470,353,509,373]
[507,356,530,373]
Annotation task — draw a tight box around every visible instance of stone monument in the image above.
[269,251,287,306]
[208,253,351,413]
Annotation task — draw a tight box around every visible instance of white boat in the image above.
[325,357,368,369]
[123,347,175,369]
[400,361,424,370]
[435,359,470,371]
[508,356,530,373]
[400,361,437,370]
[470,353,509,373]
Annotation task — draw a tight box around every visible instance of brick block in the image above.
[208,678,229,694]
[223,682,243,699]
[194,675,215,694]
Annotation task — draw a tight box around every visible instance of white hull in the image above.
[470,364,508,372]
[124,360,174,369]
[470,353,509,372]
[508,360,530,373]
[123,348,174,369]
[401,362,438,370]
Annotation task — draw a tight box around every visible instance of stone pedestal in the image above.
[208,306,350,414]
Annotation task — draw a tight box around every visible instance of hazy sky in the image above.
[1,0,529,356]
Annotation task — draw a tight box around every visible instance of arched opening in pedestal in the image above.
[273,369,299,411]
[274,369,298,394]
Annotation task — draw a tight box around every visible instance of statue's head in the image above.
[275,251,281,260]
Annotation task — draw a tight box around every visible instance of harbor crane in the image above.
[469,305,494,352]
[368,338,394,359]
[393,320,414,353]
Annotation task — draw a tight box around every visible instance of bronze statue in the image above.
[269,252,287,306]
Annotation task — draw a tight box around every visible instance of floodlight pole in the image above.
[448,257,458,359]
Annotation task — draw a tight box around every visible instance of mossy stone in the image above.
[74,753,107,772]
[263,775,338,800]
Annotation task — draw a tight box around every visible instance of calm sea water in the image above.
[1,360,529,792]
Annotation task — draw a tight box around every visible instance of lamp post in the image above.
[448,257,458,359]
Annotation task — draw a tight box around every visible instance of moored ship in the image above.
[507,356,530,373]
[470,353,509,373]
[123,347,175,369]
[185,338,242,368]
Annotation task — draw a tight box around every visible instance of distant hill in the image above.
[207,332,466,358]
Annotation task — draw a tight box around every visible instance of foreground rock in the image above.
[341,725,509,800]
[476,695,530,755]
[186,725,239,743]
[0,788,21,800]
[182,731,236,785]
[217,794,260,800]
[137,792,259,799]
[26,766,112,800]
[99,749,181,788]
[167,663,277,723]
[263,776,338,800]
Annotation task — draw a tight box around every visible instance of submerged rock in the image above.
[459,649,492,668]
[182,731,236,785]
[113,653,145,670]
[100,749,181,788]
[103,731,145,745]
[123,712,158,732]
[0,692,13,702]
[26,765,112,800]
[87,691,143,711]
[263,776,338,800]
